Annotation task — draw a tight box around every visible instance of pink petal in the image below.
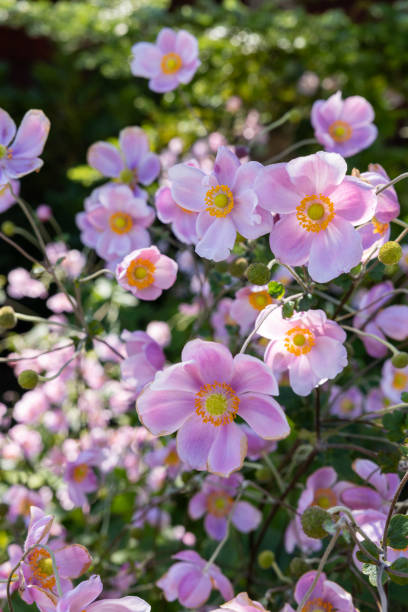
[231,500,261,532]
[255,163,300,213]
[11,110,50,158]
[181,339,234,384]
[341,486,383,510]
[149,74,180,93]
[157,28,177,53]
[57,575,102,611]
[207,422,247,476]
[233,160,263,195]
[168,163,207,212]
[337,124,378,158]
[376,306,408,341]
[213,146,240,186]
[269,214,313,266]
[204,514,227,540]
[130,43,162,78]
[54,544,92,579]
[177,414,217,470]
[4,157,43,178]
[308,216,362,282]
[288,354,318,396]
[178,569,212,608]
[286,151,346,195]
[138,153,160,185]
[119,127,149,170]
[87,142,124,177]
[175,30,199,64]
[307,466,337,491]
[196,215,236,262]
[0,108,16,145]
[340,95,375,125]
[294,570,327,605]
[330,176,377,225]
[231,354,279,395]
[152,255,178,289]
[137,386,195,435]
[308,336,348,381]
[238,393,290,440]
[188,492,207,519]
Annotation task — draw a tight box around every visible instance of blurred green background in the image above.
[1,0,408,242]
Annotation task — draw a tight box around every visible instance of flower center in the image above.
[372,217,389,235]
[206,491,234,518]
[119,168,136,184]
[302,599,334,612]
[0,144,6,159]
[284,326,315,355]
[393,372,408,390]
[165,449,180,467]
[18,497,33,516]
[125,258,155,289]
[205,185,234,218]
[248,290,273,311]
[109,211,133,234]
[312,487,337,510]
[340,398,355,414]
[328,120,353,143]
[296,194,335,233]
[161,52,182,75]
[73,463,89,483]
[27,547,56,590]
[195,381,240,426]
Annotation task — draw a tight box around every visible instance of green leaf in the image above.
[389,558,408,585]
[356,539,381,564]
[387,514,408,549]
[282,301,295,318]
[268,281,284,299]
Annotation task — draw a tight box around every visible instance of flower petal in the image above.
[0,108,16,146]
[175,30,199,64]
[269,214,313,266]
[207,422,247,476]
[286,151,346,195]
[195,215,236,262]
[168,163,207,212]
[119,127,149,170]
[181,339,234,384]
[138,153,160,185]
[137,386,195,436]
[213,146,240,186]
[87,142,124,177]
[255,163,300,213]
[11,110,50,158]
[130,43,162,78]
[238,393,290,440]
[231,353,279,395]
[330,176,377,225]
[176,414,217,470]
[231,501,261,532]
[204,514,228,541]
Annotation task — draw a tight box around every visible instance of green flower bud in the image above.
[215,261,229,273]
[1,221,15,237]
[18,370,39,390]
[255,467,272,483]
[288,109,302,123]
[289,557,310,578]
[378,241,402,265]
[229,257,248,277]
[391,352,408,369]
[246,263,270,286]
[258,550,275,569]
[301,506,331,539]
[0,306,17,329]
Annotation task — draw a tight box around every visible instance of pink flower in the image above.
[116,246,178,300]
[0,545,21,600]
[155,185,199,244]
[256,151,377,282]
[17,507,92,611]
[211,298,237,344]
[329,386,364,420]
[56,574,150,612]
[210,592,269,611]
[340,459,399,513]
[3,484,46,523]
[137,339,289,476]
[64,450,99,508]
[285,467,350,554]
[131,28,200,93]
[230,286,274,335]
[169,147,273,261]
[88,127,160,198]
[381,358,408,403]
[0,108,50,186]
[258,307,347,397]
[353,281,408,358]
[120,329,166,394]
[47,292,75,313]
[311,91,377,157]
[37,204,52,221]
[156,550,233,609]
[0,179,19,212]
[291,570,357,611]
[76,183,154,267]
[7,267,48,299]
[189,473,261,540]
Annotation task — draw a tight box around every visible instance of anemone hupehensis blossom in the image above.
[137,339,290,476]
[255,151,377,282]
[116,246,178,300]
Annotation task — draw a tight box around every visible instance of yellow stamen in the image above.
[248,290,272,311]
[328,120,353,143]
[161,52,182,75]
[312,487,337,510]
[126,258,155,289]
[372,217,389,235]
[296,194,335,233]
[27,547,56,590]
[195,381,239,426]
[393,372,408,391]
[205,185,234,218]
[109,211,133,234]
[284,326,315,355]
[302,599,334,612]
[73,463,88,483]
[206,491,234,517]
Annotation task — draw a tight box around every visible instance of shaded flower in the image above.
[210,592,270,611]
[155,184,199,244]
[121,329,166,395]
[329,385,364,420]
[291,570,357,611]
[340,459,399,512]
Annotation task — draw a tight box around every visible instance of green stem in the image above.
[341,324,399,356]
[266,138,319,164]
[41,545,63,598]
[79,268,114,283]
[375,172,408,196]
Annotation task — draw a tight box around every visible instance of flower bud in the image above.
[255,467,272,483]
[289,557,310,578]
[258,550,275,569]
[392,352,408,369]
[378,241,402,265]
[301,506,331,539]
[229,257,248,277]
[246,263,270,286]
[0,306,17,330]
[215,261,229,273]
[1,221,15,236]
[18,370,39,390]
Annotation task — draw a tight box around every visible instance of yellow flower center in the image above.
[393,372,408,390]
[119,168,136,184]
[18,497,33,516]
[27,547,56,590]
[195,381,240,426]
[206,491,234,518]
[125,258,155,289]
[303,599,334,612]
[248,290,273,311]
[73,463,89,483]
[0,144,6,159]
[161,52,182,75]
[205,185,234,217]
[284,326,315,356]
[165,449,180,467]
[296,194,335,233]
[312,487,337,510]
[328,120,353,143]
[109,211,133,234]
[372,217,389,235]
[340,398,355,414]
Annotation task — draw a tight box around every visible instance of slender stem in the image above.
[93,336,125,360]
[391,218,408,230]
[204,490,244,572]
[375,172,408,196]
[0,231,43,267]
[296,525,342,612]
[41,545,63,598]
[265,138,319,164]
[377,562,387,612]
[315,387,321,443]
[336,288,408,323]
[40,347,82,382]
[262,452,285,493]
[382,470,408,561]
[341,324,399,356]
[278,262,309,292]
[249,111,293,148]
[395,227,408,243]
[325,443,377,458]
[0,342,75,363]
[15,312,81,331]
[79,268,114,283]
